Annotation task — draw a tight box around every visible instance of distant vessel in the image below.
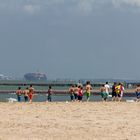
[24,73,47,81]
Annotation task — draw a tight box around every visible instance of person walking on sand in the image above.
[69,85,75,101]
[100,84,108,101]
[112,82,117,101]
[85,81,92,102]
[28,85,35,103]
[16,87,22,102]
[23,87,29,102]
[47,86,53,102]
[135,84,140,101]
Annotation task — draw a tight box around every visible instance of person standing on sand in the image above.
[112,82,117,101]
[105,82,110,97]
[115,83,122,101]
[135,85,140,101]
[85,81,92,101]
[100,84,108,101]
[16,87,22,102]
[78,86,83,102]
[47,86,53,102]
[23,87,29,102]
[28,85,35,103]
[74,84,79,101]
[120,83,125,101]
[69,85,75,101]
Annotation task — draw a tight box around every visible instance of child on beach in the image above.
[78,86,83,102]
[100,84,108,101]
[85,81,92,102]
[69,85,75,101]
[47,86,53,102]
[16,87,22,102]
[28,85,35,103]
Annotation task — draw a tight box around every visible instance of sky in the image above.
[0,0,140,80]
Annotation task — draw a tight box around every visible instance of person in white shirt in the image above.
[104,82,110,96]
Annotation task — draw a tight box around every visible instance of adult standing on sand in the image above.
[78,86,83,102]
[120,83,125,101]
[47,86,53,102]
[112,82,117,101]
[24,87,29,102]
[74,84,79,101]
[29,85,35,103]
[16,87,22,102]
[69,85,75,101]
[115,83,122,101]
[85,81,92,101]
[100,84,108,101]
[105,82,110,97]
[135,85,140,101]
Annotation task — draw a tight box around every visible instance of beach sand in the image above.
[0,102,140,140]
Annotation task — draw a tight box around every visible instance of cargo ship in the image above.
[24,73,47,81]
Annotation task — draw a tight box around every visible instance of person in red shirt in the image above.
[78,86,83,102]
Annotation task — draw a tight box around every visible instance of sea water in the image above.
[0,93,136,102]
[0,84,136,102]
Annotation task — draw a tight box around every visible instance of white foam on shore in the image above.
[126,100,135,103]
[7,98,17,103]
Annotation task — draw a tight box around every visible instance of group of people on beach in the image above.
[100,82,125,101]
[16,85,53,103]
[69,81,92,102]
[16,85,34,102]
[15,81,140,102]
[69,82,125,102]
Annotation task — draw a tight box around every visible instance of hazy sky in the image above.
[0,0,140,79]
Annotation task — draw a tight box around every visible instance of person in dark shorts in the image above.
[115,83,122,101]
[78,86,83,102]
[16,87,22,102]
[69,85,75,101]
[112,82,117,101]
[24,87,29,102]
[74,84,78,101]
[47,86,53,102]
[135,85,140,101]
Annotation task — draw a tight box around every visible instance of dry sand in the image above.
[0,102,140,140]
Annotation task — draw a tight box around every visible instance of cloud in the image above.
[23,4,41,14]
[76,0,95,14]
[113,0,140,7]
[1,0,140,15]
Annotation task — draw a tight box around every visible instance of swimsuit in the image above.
[101,92,108,98]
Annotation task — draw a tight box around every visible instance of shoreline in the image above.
[0,89,136,96]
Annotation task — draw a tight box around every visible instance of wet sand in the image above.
[0,102,140,140]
